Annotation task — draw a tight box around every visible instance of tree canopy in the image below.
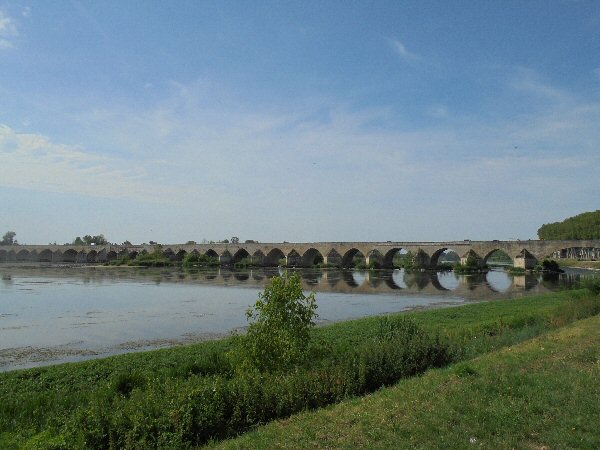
[72,234,109,245]
[1,231,16,245]
[537,210,600,240]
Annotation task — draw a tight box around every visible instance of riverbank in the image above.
[1,286,599,448]
[214,313,600,449]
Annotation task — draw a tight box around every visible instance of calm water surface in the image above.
[0,265,594,371]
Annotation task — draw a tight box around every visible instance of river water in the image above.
[0,265,594,372]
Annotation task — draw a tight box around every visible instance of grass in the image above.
[212,314,600,449]
[0,288,599,448]
[558,258,600,270]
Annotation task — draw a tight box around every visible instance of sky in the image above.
[1,1,599,245]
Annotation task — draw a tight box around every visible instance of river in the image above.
[0,265,594,372]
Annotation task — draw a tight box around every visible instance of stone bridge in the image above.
[1,240,599,269]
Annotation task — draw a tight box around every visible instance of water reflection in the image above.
[0,266,593,301]
[1,265,597,372]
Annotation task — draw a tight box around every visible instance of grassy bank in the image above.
[1,287,599,448]
[214,313,600,449]
[559,258,600,270]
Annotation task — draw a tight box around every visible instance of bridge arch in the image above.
[175,249,187,262]
[87,250,98,263]
[106,250,117,262]
[366,249,384,269]
[38,249,53,262]
[341,248,365,268]
[384,248,414,269]
[483,249,513,267]
[62,249,78,263]
[219,250,232,264]
[204,249,219,262]
[287,249,301,266]
[264,248,284,266]
[323,249,341,267]
[430,248,460,268]
[16,249,30,262]
[232,248,250,265]
[252,250,265,266]
[301,248,324,267]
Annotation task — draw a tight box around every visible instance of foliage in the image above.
[454,255,486,273]
[393,251,414,269]
[534,259,563,273]
[233,257,256,269]
[130,246,174,267]
[1,231,16,245]
[72,234,108,245]
[111,255,131,266]
[538,209,600,240]
[230,273,318,373]
[182,252,219,268]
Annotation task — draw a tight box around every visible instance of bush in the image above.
[182,253,219,268]
[230,273,318,373]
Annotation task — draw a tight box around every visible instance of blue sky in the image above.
[1,1,599,245]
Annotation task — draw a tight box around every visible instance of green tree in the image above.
[72,234,108,245]
[538,210,600,240]
[1,231,16,245]
[231,273,318,373]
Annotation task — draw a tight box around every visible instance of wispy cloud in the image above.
[509,67,569,102]
[388,38,421,63]
[0,125,185,202]
[0,10,18,49]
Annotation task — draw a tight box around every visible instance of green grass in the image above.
[212,314,600,449]
[559,258,600,270]
[1,288,599,448]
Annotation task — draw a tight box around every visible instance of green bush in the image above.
[230,273,318,373]
[182,253,219,268]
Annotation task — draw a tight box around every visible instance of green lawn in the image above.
[213,314,600,449]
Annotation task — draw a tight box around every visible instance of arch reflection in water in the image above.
[486,269,513,293]
[181,268,576,300]
[0,266,586,301]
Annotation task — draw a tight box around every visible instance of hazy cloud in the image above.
[388,38,421,62]
[0,125,184,202]
[0,10,18,49]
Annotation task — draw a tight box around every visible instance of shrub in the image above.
[230,273,318,373]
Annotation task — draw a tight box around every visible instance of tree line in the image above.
[537,210,600,240]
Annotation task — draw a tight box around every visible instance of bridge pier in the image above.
[514,250,537,270]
